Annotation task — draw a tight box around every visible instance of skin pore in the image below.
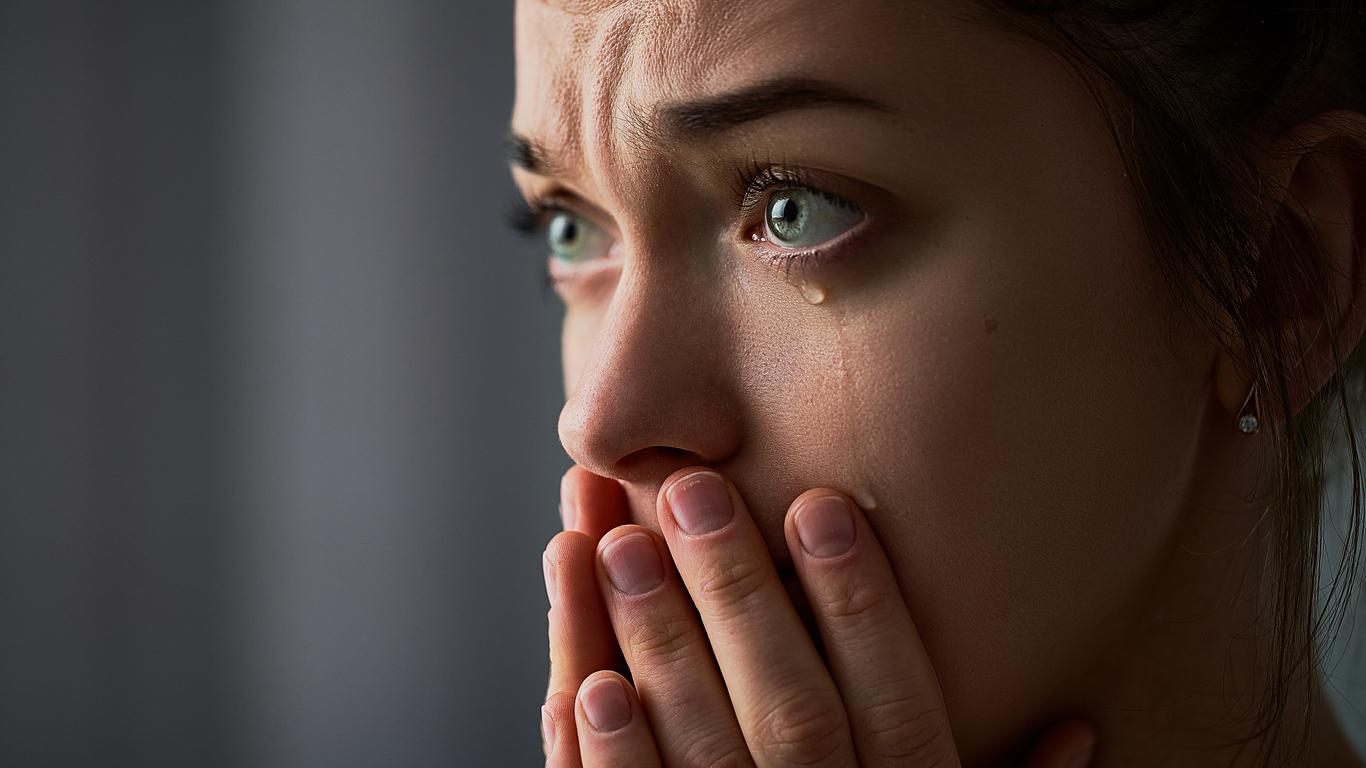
[512,0,1366,764]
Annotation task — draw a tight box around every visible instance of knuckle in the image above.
[677,730,755,768]
[752,689,849,766]
[625,613,702,667]
[694,555,768,611]
[857,692,955,764]
[818,577,891,632]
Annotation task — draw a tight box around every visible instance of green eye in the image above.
[764,189,863,249]
[546,210,611,264]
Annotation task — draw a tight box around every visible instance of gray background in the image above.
[3,1,560,766]
[0,2,1361,767]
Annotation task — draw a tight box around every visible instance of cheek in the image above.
[561,303,606,395]
[826,222,1206,755]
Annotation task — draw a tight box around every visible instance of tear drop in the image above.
[801,283,826,305]
[854,491,877,511]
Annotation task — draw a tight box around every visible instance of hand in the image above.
[541,466,1096,767]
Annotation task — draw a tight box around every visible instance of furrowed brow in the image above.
[506,78,890,178]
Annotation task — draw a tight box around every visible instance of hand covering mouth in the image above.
[780,569,827,664]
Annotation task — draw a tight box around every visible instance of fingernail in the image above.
[666,471,733,535]
[794,496,856,558]
[582,677,631,732]
[601,533,664,595]
[541,704,556,756]
[560,474,577,531]
[1070,734,1096,768]
[542,552,556,607]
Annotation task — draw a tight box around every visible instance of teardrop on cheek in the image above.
[853,490,877,511]
[800,282,827,305]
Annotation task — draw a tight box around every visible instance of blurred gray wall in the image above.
[2,1,562,766]
[1,2,1363,767]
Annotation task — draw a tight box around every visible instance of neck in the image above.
[1056,403,1362,767]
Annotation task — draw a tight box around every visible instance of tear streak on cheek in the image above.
[805,285,880,514]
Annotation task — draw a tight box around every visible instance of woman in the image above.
[509,1,1366,765]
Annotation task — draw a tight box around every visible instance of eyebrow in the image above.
[658,76,892,134]
[504,132,558,175]
[506,77,892,174]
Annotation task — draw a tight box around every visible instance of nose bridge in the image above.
[558,263,742,481]
[557,8,743,480]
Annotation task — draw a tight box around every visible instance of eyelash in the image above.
[731,158,854,215]
[506,160,864,281]
[505,198,565,296]
[731,157,863,278]
[505,197,553,237]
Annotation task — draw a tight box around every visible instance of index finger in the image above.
[657,469,855,766]
[545,467,630,699]
[783,490,957,767]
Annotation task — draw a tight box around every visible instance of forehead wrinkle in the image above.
[514,0,597,173]
[534,0,632,14]
[583,1,748,175]
[654,0,748,83]
[579,7,647,201]
[518,0,792,194]
[515,0,683,207]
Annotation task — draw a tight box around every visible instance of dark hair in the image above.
[981,1,1366,763]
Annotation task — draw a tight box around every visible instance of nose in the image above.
[557,267,743,485]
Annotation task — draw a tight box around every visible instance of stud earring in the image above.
[1236,384,1261,435]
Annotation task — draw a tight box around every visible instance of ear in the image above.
[1215,110,1366,426]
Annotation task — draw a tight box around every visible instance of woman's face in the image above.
[512,0,1217,756]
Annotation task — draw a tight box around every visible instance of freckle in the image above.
[984,316,998,334]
